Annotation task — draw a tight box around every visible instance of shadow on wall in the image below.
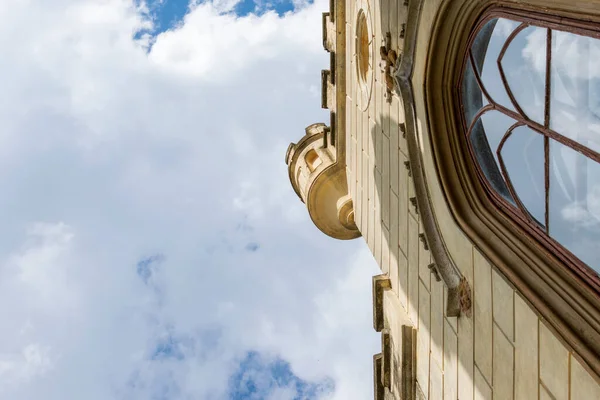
[351,0,599,398]
[368,109,481,399]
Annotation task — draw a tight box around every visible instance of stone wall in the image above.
[343,0,600,398]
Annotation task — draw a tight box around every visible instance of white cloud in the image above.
[0,344,55,393]
[0,0,379,399]
[521,26,547,74]
[7,222,78,311]
[149,1,324,81]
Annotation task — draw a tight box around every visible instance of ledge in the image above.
[321,69,336,110]
[372,274,392,332]
[322,12,336,52]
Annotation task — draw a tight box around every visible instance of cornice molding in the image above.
[393,0,468,317]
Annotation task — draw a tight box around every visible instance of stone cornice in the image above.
[393,0,469,318]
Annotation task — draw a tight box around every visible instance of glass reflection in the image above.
[549,141,600,271]
[472,18,519,112]
[501,126,546,226]
[501,25,547,124]
[550,31,600,153]
[469,115,515,205]
[463,15,600,274]
[462,60,488,126]
[480,110,516,168]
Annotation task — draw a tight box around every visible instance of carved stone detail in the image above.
[380,32,399,102]
[458,277,473,318]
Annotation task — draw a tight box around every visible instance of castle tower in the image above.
[285,0,600,399]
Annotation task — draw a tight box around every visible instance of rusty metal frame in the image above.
[460,9,600,290]
[495,121,533,223]
[496,22,529,118]
[544,27,552,229]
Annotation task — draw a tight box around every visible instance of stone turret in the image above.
[286,123,360,240]
[285,0,358,240]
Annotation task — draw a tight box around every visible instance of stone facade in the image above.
[286,0,600,398]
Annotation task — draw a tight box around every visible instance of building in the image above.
[285,0,600,399]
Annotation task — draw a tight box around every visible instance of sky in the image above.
[0,0,381,399]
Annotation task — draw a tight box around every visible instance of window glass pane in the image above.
[500,25,547,124]
[462,58,488,126]
[549,141,600,271]
[472,18,520,112]
[500,126,546,226]
[469,114,515,205]
[463,14,600,277]
[480,109,517,168]
[550,31,600,153]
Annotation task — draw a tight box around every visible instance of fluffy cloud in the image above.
[0,0,379,399]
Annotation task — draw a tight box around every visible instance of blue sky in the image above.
[142,0,300,36]
[0,1,380,399]
[228,352,335,399]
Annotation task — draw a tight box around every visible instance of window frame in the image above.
[459,9,600,291]
[424,0,600,379]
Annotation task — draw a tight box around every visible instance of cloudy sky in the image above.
[0,0,380,399]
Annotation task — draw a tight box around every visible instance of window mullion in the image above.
[544,28,552,232]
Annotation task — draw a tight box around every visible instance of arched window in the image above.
[305,149,322,172]
[461,11,600,282]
